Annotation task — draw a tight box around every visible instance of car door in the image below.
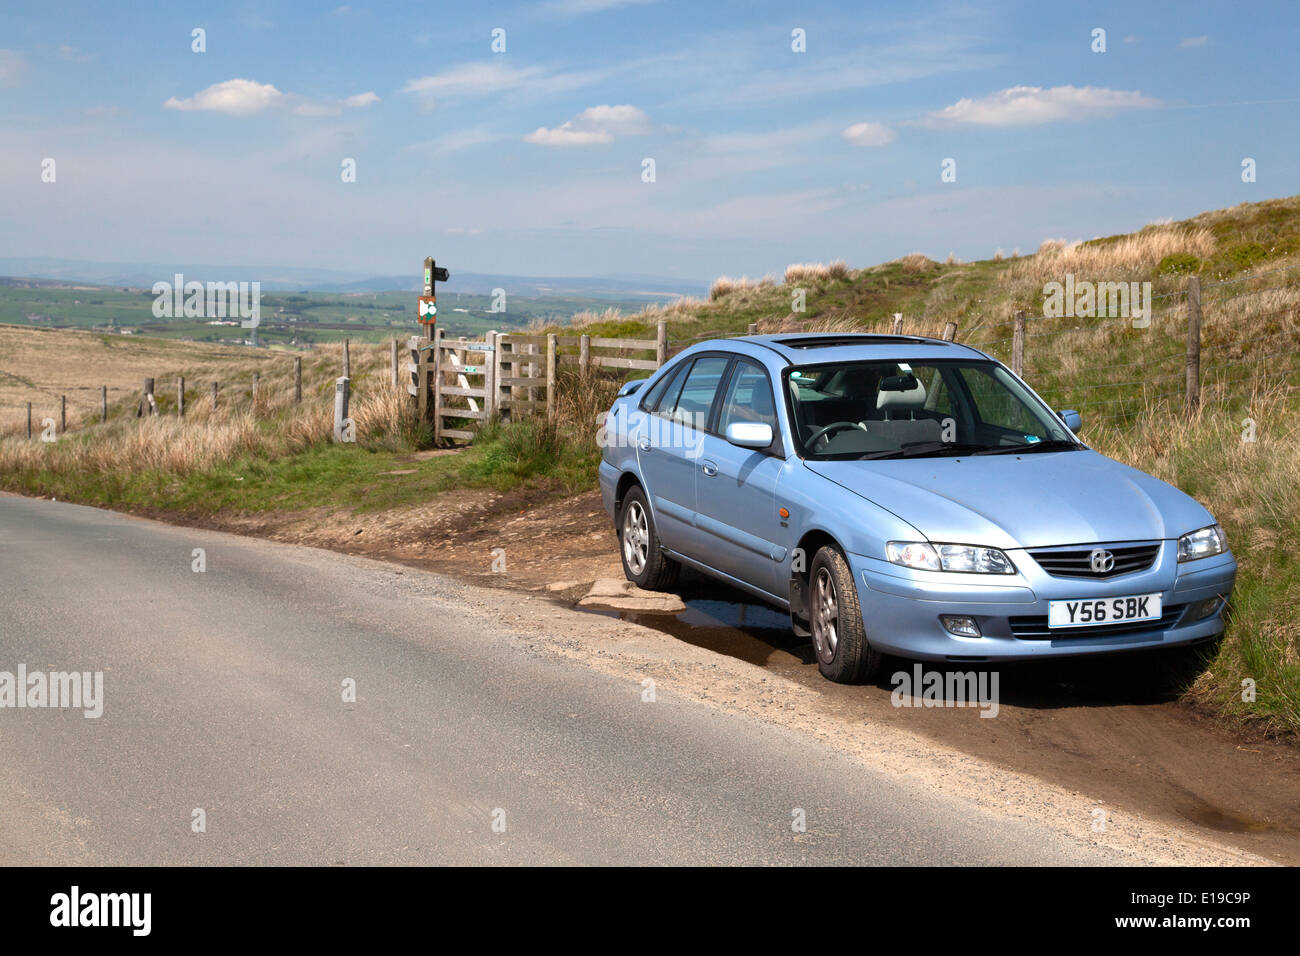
[693,358,789,598]
[635,354,729,555]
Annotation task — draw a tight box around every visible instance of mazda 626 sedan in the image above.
[598,333,1236,683]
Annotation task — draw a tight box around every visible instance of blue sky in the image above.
[2,0,1298,283]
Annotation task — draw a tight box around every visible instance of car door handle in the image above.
[701,460,718,477]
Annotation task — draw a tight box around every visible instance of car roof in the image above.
[732,332,989,365]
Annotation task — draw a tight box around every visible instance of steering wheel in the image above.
[806,420,864,450]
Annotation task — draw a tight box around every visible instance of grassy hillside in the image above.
[2,195,1298,734]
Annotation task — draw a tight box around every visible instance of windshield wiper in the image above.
[973,439,1083,455]
[857,441,991,460]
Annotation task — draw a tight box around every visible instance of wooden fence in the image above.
[409,320,668,444]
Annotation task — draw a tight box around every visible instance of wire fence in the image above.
[958,267,1300,428]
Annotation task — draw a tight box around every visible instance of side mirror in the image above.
[725,421,773,449]
[1058,409,1082,432]
[617,378,649,398]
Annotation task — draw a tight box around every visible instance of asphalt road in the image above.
[0,494,1129,865]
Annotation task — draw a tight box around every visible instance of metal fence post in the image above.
[1186,276,1202,415]
[1012,310,1026,377]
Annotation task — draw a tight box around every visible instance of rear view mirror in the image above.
[725,421,773,449]
[1058,409,1082,431]
[880,374,920,392]
[617,378,649,398]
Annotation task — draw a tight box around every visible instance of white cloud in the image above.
[525,104,655,146]
[841,122,897,146]
[1180,36,1209,48]
[164,79,284,115]
[164,79,378,116]
[400,60,603,109]
[917,85,1160,128]
[0,49,26,87]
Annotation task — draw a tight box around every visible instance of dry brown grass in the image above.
[900,253,936,273]
[1006,225,1216,284]
[0,339,408,473]
[0,325,274,428]
[783,260,849,286]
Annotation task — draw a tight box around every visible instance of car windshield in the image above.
[786,359,1080,460]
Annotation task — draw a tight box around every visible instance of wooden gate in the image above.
[408,320,667,444]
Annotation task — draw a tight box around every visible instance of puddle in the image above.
[575,572,811,668]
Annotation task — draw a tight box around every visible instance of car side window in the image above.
[718,360,778,432]
[957,365,1039,434]
[639,361,687,413]
[665,355,729,431]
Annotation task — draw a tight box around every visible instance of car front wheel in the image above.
[809,545,882,683]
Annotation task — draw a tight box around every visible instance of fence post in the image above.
[138,378,156,417]
[656,319,668,367]
[747,322,758,336]
[294,357,302,404]
[546,333,558,422]
[26,402,31,439]
[178,377,185,418]
[342,338,351,379]
[1012,310,1026,377]
[100,385,107,423]
[484,331,497,421]
[211,382,219,411]
[251,372,259,405]
[391,338,399,388]
[579,334,590,375]
[494,335,510,424]
[1186,276,1202,415]
[892,313,903,334]
[60,395,66,433]
[431,327,444,442]
[942,322,957,341]
[333,376,350,442]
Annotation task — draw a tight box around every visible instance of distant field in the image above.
[0,281,651,346]
[0,325,276,429]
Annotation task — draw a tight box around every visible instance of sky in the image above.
[2,0,1299,283]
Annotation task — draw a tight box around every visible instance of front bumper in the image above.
[850,543,1236,661]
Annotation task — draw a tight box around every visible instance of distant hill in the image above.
[0,258,706,302]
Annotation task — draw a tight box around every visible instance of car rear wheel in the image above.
[809,545,881,683]
[618,486,680,591]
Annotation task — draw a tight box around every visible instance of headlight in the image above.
[1178,524,1227,562]
[886,541,1016,574]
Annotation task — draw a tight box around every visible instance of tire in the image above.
[617,486,680,591]
[808,545,882,683]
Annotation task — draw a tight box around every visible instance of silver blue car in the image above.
[599,333,1236,683]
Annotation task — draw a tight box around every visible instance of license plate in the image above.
[1047,593,1162,628]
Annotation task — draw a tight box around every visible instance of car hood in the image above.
[803,450,1215,550]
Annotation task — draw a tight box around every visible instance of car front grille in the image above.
[1008,605,1185,640]
[1027,542,1161,579]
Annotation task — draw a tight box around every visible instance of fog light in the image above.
[940,615,982,638]
[1190,597,1222,621]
